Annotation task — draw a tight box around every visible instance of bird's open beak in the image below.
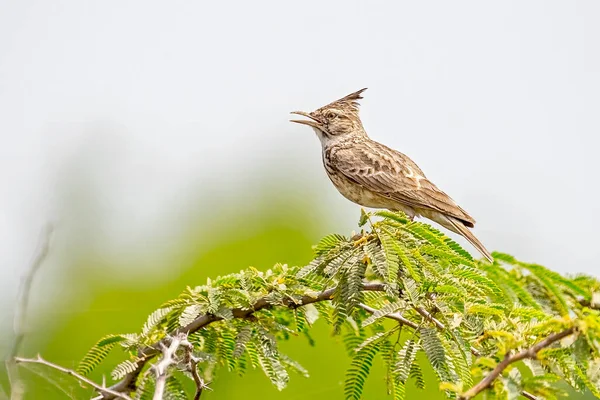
[290,111,322,129]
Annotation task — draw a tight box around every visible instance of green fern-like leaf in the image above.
[453,266,500,296]
[527,263,589,299]
[442,236,474,261]
[491,252,518,265]
[374,210,410,225]
[207,287,222,314]
[296,257,325,278]
[179,304,203,327]
[325,248,360,277]
[362,300,406,327]
[343,330,367,357]
[380,233,400,284]
[410,362,426,389]
[314,233,347,257]
[392,240,422,283]
[344,342,380,400]
[293,307,310,333]
[111,359,139,380]
[420,327,452,383]
[245,341,260,370]
[164,375,188,400]
[255,333,289,390]
[403,221,448,248]
[280,354,309,378]
[402,278,420,305]
[158,287,196,309]
[134,372,156,400]
[77,334,128,375]
[510,306,549,321]
[332,275,350,334]
[467,303,506,318]
[525,265,570,316]
[233,325,253,358]
[482,264,542,310]
[364,241,388,280]
[345,257,367,314]
[421,246,475,267]
[573,363,600,398]
[441,332,472,388]
[218,327,237,371]
[395,339,420,383]
[142,307,174,336]
[355,329,396,353]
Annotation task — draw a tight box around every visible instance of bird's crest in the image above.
[316,88,367,114]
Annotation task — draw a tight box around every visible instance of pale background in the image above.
[0,0,599,398]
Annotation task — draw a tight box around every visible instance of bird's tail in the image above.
[442,215,494,263]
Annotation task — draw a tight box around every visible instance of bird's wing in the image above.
[329,140,476,226]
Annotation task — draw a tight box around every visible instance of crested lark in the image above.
[290,88,493,262]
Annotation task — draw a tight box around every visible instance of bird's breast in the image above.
[323,164,395,209]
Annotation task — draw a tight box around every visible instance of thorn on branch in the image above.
[181,338,210,400]
[152,333,186,400]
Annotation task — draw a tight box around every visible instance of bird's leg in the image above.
[404,210,416,221]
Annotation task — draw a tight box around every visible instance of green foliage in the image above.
[345,341,380,400]
[76,334,129,375]
[65,211,600,399]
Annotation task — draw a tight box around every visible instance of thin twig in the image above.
[358,303,418,329]
[361,302,482,358]
[6,224,53,400]
[101,282,387,399]
[181,338,209,400]
[413,306,445,330]
[14,355,132,400]
[460,327,575,399]
[152,334,185,400]
[521,391,539,400]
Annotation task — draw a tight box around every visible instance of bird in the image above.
[290,88,493,262]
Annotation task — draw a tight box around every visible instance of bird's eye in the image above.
[326,112,337,119]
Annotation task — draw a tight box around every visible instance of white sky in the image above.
[1,0,599,315]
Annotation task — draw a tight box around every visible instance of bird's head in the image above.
[291,88,368,143]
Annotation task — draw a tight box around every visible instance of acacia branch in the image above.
[358,303,418,329]
[460,327,575,399]
[152,334,185,400]
[413,305,445,330]
[14,356,132,400]
[181,338,208,400]
[101,282,387,398]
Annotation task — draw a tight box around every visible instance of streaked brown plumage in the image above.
[290,88,493,262]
